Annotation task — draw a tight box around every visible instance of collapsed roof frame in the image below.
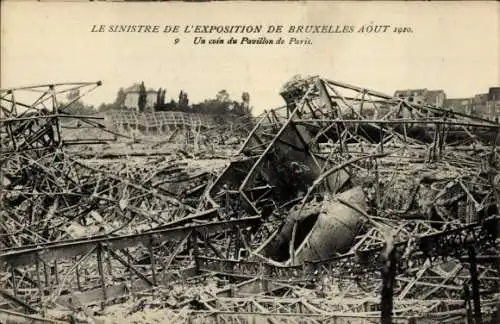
[0,82,259,314]
[0,78,498,321]
[202,76,500,219]
[0,82,113,154]
[195,77,499,320]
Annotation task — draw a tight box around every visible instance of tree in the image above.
[62,100,95,115]
[240,91,251,116]
[242,92,250,104]
[114,88,126,108]
[216,89,230,103]
[155,88,168,111]
[161,89,166,107]
[138,81,147,112]
[97,87,127,112]
[179,90,189,111]
[156,88,165,111]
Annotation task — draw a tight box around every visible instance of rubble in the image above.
[0,77,499,324]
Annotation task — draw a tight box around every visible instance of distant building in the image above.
[487,87,500,119]
[444,98,473,115]
[123,84,157,112]
[393,86,499,120]
[472,93,489,117]
[443,87,499,120]
[426,90,447,108]
[393,89,446,107]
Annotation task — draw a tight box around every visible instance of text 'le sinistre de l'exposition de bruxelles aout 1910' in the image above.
[91,23,410,44]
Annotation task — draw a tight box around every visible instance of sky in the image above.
[1,1,499,114]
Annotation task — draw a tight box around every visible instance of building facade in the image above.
[393,89,446,108]
[444,98,474,115]
[394,87,499,120]
[123,91,157,112]
[487,87,500,119]
[122,83,158,112]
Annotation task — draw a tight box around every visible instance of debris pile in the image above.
[0,77,498,324]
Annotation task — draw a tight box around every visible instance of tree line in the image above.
[59,81,253,118]
[98,81,253,117]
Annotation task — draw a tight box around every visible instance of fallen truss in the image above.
[194,76,500,322]
[0,77,499,323]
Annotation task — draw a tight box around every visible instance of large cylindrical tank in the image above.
[293,186,368,263]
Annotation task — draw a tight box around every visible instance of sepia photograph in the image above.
[0,1,499,323]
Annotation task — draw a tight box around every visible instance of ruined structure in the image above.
[0,77,498,324]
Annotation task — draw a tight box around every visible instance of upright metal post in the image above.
[53,260,59,286]
[10,267,18,298]
[192,232,201,275]
[97,244,107,309]
[468,246,482,324]
[463,283,473,324]
[35,253,44,316]
[75,258,82,291]
[381,247,397,324]
[149,237,157,287]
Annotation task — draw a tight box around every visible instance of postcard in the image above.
[1,1,498,324]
